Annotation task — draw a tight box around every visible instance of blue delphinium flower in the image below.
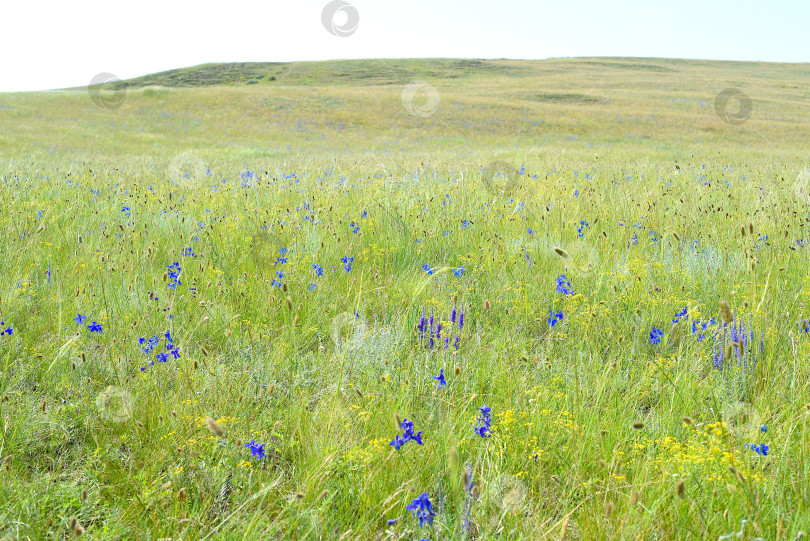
[167,262,182,289]
[87,321,103,333]
[556,274,574,295]
[390,418,423,450]
[475,404,492,438]
[649,327,663,345]
[744,443,769,456]
[691,318,717,342]
[139,330,180,371]
[577,220,589,237]
[341,256,354,273]
[761,425,767,433]
[453,266,464,277]
[406,492,436,528]
[434,369,446,389]
[422,264,434,275]
[0,321,12,336]
[547,309,564,328]
[74,313,88,325]
[313,264,323,277]
[672,306,688,324]
[244,440,266,460]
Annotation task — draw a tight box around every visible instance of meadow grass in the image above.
[1,58,810,539]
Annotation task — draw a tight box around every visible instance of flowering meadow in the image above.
[1,58,810,539]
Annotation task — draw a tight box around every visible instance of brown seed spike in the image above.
[719,300,733,324]
[285,297,292,311]
[676,479,686,499]
[632,422,644,430]
[205,417,224,438]
[749,223,754,234]
[484,299,491,312]
[629,490,639,507]
[554,247,568,258]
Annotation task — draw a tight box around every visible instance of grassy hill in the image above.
[0,57,802,171]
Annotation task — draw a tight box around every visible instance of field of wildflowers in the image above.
[1,58,810,539]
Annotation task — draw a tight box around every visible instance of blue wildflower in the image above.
[74,314,88,325]
[475,404,492,438]
[649,327,663,345]
[244,440,266,460]
[547,309,564,328]
[406,492,436,528]
[87,321,103,333]
[577,220,589,238]
[434,369,446,389]
[672,306,688,324]
[167,262,182,289]
[422,264,434,275]
[313,264,323,277]
[556,274,574,295]
[390,418,423,450]
[744,443,769,456]
[341,256,354,273]
[453,266,464,277]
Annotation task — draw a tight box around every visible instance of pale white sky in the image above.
[1,0,807,92]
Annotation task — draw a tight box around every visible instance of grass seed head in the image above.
[205,417,224,437]
[719,300,733,324]
[676,479,686,499]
